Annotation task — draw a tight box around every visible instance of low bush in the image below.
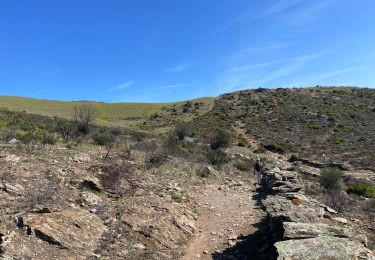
[234,160,252,171]
[55,120,78,142]
[363,199,375,227]
[264,143,286,153]
[174,122,192,140]
[347,183,375,198]
[210,129,231,150]
[254,147,267,154]
[147,152,168,167]
[41,133,57,146]
[319,167,343,190]
[93,132,114,146]
[98,164,133,196]
[206,149,229,166]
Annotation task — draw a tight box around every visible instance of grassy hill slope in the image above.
[0,96,214,131]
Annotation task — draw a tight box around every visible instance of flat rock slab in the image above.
[263,195,324,223]
[275,236,374,260]
[0,209,107,259]
[283,222,367,246]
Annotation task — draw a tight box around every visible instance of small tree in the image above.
[175,122,192,140]
[210,129,231,150]
[73,103,97,134]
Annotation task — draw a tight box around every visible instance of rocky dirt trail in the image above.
[182,177,267,260]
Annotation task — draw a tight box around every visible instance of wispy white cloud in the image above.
[278,1,332,27]
[160,83,196,89]
[252,52,324,85]
[217,51,325,92]
[165,64,189,73]
[291,66,368,86]
[257,0,303,18]
[109,81,134,91]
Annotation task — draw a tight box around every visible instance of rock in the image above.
[263,195,324,223]
[74,154,91,163]
[203,250,209,254]
[2,209,106,259]
[80,191,102,206]
[3,183,24,195]
[134,243,146,250]
[275,236,374,260]
[324,205,338,214]
[173,215,196,235]
[332,217,348,224]
[283,222,367,246]
[117,249,129,257]
[8,139,20,145]
[5,155,20,163]
[81,177,102,192]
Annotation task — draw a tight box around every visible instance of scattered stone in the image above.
[134,243,146,250]
[5,154,20,163]
[332,217,348,224]
[73,154,91,163]
[81,177,102,192]
[324,205,338,214]
[80,191,102,206]
[8,139,20,145]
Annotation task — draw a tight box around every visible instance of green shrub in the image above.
[347,183,375,198]
[171,193,183,203]
[234,161,251,171]
[319,167,343,190]
[174,122,192,140]
[148,152,167,167]
[206,149,229,166]
[264,143,286,153]
[254,147,267,154]
[210,129,231,150]
[41,133,57,145]
[93,132,114,146]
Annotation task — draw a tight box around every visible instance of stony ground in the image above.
[182,178,264,259]
[1,133,374,259]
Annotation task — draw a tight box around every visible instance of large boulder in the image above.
[283,222,368,246]
[1,209,106,259]
[262,195,324,223]
[275,236,374,260]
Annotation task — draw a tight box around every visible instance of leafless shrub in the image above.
[363,199,375,228]
[24,172,61,211]
[146,151,168,167]
[73,103,97,134]
[55,120,78,142]
[0,128,16,142]
[323,190,354,212]
[98,164,133,196]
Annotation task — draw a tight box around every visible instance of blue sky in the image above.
[0,0,374,102]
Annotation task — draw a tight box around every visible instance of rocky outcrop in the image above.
[1,209,106,259]
[261,168,374,260]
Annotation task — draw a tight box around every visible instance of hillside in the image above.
[194,87,375,170]
[0,96,215,132]
[1,87,375,259]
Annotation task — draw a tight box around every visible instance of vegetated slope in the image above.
[194,87,375,169]
[0,96,214,132]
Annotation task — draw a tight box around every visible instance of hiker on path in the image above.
[254,158,264,184]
